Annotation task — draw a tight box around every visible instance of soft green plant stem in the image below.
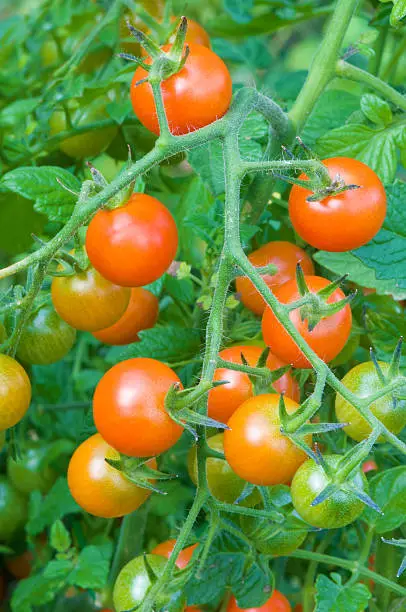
[289,0,359,131]
[290,549,406,597]
[335,60,406,111]
[381,35,406,82]
[303,532,334,612]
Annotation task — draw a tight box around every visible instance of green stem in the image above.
[290,549,406,597]
[303,532,334,612]
[335,60,406,112]
[289,0,359,131]
[381,35,406,82]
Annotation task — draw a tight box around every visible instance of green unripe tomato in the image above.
[335,361,406,442]
[78,46,112,74]
[0,322,6,343]
[241,512,308,556]
[0,476,28,541]
[84,154,125,183]
[15,304,76,365]
[113,554,167,612]
[49,100,118,159]
[7,442,57,495]
[291,455,367,529]
[187,433,260,505]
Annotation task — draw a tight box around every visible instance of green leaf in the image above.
[224,0,253,23]
[0,192,46,255]
[314,181,406,300]
[389,0,406,27]
[27,478,80,536]
[302,90,361,144]
[50,520,71,553]
[68,544,112,589]
[315,123,404,183]
[106,100,132,124]
[315,574,371,612]
[10,572,66,612]
[186,532,273,607]
[165,276,195,305]
[363,466,406,533]
[188,142,225,197]
[0,98,40,127]
[0,166,81,222]
[363,310,406,365]
[360,94,392,126]
[105,326,201,365]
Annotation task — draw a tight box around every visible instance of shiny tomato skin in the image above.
[16,304,76,365]
[92,287,159,345]
[262,275,352,369]
[86,193,178,287]
[51,267,130,332]
[93,358,183,457]
[227,591,292,612]
[208,345,299,423]
[288,157,386,252]
[0,354,31,431]
[0,476,28,541]
[224,394,311,486]
[131,43,232,136]
[113,554,168,612]
[188,433,260,505]
[291,455,367,529]
[151,539,198,569]
[236,241,314,316]
[335,361,406,442]
[67,433,156,518]
[7,442,57,495]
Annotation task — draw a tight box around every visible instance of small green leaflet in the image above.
[0,166,80,222]
[362,466,406,533]
[315,574,371,612]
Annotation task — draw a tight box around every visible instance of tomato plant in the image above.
[262,275,352,368]
[335,361,406,442]
[14,304,76,365]
[51,266,131,332]
[236,241,314,316]
[86,193,178,287]
[67,433,156,518]
[131,43,232,135]
[93,358,183,457]
[209,345,299,422]
[224,394,311,486]
[92,287,159,345]
[288,157,386,252]
[1,1,406,611]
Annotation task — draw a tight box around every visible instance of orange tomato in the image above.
[236,241,314,316]
[208,345,299,423]
[92,287,159,345]
[151,538,198,569]
[227,591,291,612]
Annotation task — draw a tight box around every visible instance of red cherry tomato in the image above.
[67,433,156,518]
[288,157,386,252]
[208,345,299,423]
[131,43,232,136]
[92,287,159,345]
[93,358,183,457]
[362,460,378,474]
[224,394,311,486]
[227,590,291,612]
[86,193,178,287]
[262,275,352,369]
[151,538,198,569]
[236,241,314,316]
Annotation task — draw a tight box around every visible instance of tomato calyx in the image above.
[164,381,231,440]
[305,175,361,203]
[369,339,406,408]
[288,265,354,332]
[107,455,175,495]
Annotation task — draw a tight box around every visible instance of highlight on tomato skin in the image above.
[208,344,300,423]
[261,275,352,369]
[236,241,314,316]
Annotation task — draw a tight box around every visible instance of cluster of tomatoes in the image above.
[0,8,401,612]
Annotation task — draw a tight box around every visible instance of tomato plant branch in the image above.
[335,60,406,112]
[289,0,359,131]
[289,549,406,597]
